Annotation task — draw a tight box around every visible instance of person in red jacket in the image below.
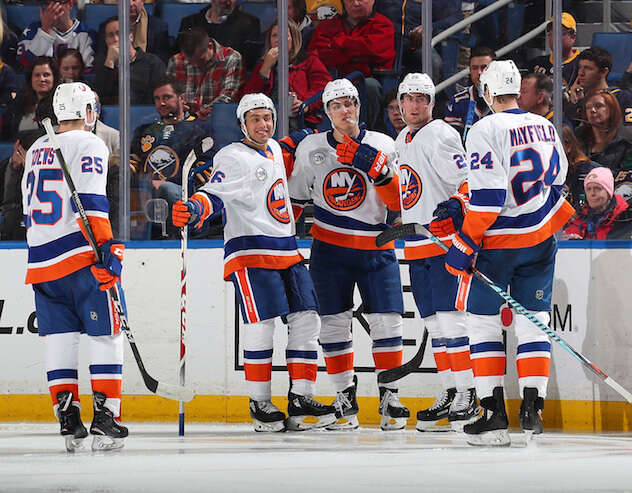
[564,167,632,240]
[307,0,395,128]
[243,18,331,131]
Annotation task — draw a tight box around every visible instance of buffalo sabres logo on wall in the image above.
[145,145,179,180]
[400,165,422,209]
[323,168,366,210]
[267,179,290,223]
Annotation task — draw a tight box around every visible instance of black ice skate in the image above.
[379,388,410,431]
[327,376,359,430]
[416,388,456,432]
[448,388,479,432]
[57,391,88,452]
[519,387,544,443]
[286,392,337,431]
[463,386,510,447]
[249,399,286,432]
[90,392,129,451]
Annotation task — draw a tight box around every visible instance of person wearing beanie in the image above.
[564,167,632,239]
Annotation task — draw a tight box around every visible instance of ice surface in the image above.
[1,423,632,492]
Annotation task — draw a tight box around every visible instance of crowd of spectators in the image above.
[0,2,632,241]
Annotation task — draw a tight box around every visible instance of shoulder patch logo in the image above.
[400,165,422,210]
[267,179,291,223]
[322,168,366,211]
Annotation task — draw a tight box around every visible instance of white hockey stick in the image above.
[376,222,632,404]
[41,118,194,403]
[179,137,214,436]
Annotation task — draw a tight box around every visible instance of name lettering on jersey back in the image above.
[31,147,56,167]
[509,124,556,147]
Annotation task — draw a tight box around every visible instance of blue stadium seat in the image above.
[592,32,632,84]
[81,3,155,30]
[0,143,15,163]
[159,2,206,39]
[240,1,277,31]
[101,105,158,131]
[210,102,242,149]
[6,3,79,32]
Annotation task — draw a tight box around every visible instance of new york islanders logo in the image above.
[267,179,290,223]
[400,165,422,209]
[323,168,366,211]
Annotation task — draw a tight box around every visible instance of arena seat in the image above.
[101,105,157,132]
[82,3,155,29]
[158,2,206,39]
[240,1,277,31]
[210,102,242,149]
[0,143,15,163]
[592,32,632,83]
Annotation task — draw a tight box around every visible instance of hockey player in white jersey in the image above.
[444,61,575,446]
[172,93,335,432]
[289,78,409,430]
[393,73,478,432]
[22,82,128,452]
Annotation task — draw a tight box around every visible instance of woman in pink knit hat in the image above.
[564,167,632,239]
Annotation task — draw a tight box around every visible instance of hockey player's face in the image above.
[328,97,359,132]
[245,109,274,144]
[154,84,185,120]
[400,93,432,129]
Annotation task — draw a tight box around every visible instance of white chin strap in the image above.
[481,85,496,113]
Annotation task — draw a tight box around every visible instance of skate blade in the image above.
[253,419,286,433]
[64,435,86,452]
[380,415,408,431]
[91,435,125,451]
[450,414,480,432]
[466,429,511,447]
[524,429,541,446]
[287,413,337,431]
[416,417,452,432]
[326,415,359,430]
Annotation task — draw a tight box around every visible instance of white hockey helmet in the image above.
[322,78,360,120]
[53,82,97,127]
[479,60,521,101]
[236,93,277,142]
[397,72,435,106]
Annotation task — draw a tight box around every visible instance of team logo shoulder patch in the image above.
[322,168,367,211]
[400,165,422,209]
[267,179,290,223]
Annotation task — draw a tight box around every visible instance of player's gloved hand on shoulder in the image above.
[336,135,389,181]
[172,199,204,229]
[90,239,124,291]
[444,231,480,277]
[278,128,317,155]
[429,193,468,237]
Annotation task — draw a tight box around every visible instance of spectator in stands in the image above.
[564,47,632,128]
[93,16,166,105]
[177,0,261,71]
[562,123,596,213]
[375,0,462,79]
[17,0,97,71]
[308,0,395,128]
[167,27,245,120]
[0,58,21,106]
[525,13,580,91]
[575,90,632,175]
[244,19,331,132]
[380,88,405,138]
[1,56,58,141]
[0,5,18,69]
[0,129,41,241]
[290,0,315,48]
[444,46,495,140]
[96,0,170,65]
[564,167,632,240]
[92,91,119,156]
[57,47,87,83]
[130,75,216,238]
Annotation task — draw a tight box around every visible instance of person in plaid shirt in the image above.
[166,27,245,120]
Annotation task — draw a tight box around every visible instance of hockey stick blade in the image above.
[378,328,429,383]
[156,382,195,402]
[376,223,427,247]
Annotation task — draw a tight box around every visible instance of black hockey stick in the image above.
[42,118,194,403]
[376,223,632,403]
[377,328,429,383]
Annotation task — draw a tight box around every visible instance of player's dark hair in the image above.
[154,75,185,97]
[470,46,496,62]
[578,47,613,73]
[523,73,553,105]
[178,27,210,58]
